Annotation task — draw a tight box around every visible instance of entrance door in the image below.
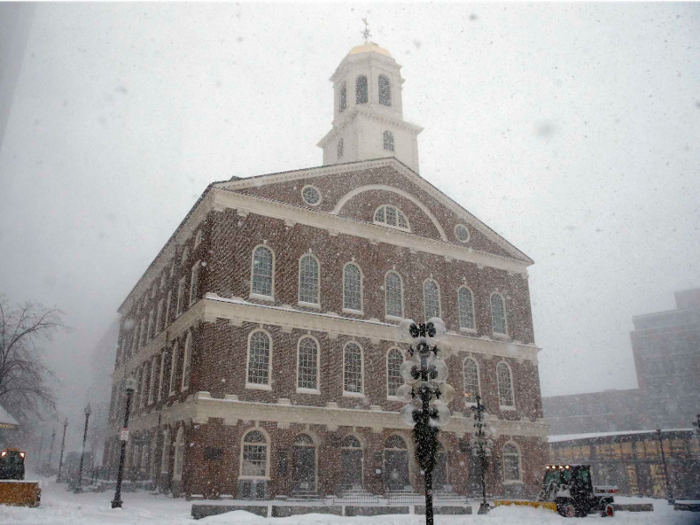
[340,435,364,489]
[384,435,410,491]
[433,445,448,490]
[292,434,316,493]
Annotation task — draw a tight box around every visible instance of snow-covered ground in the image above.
[1,478,698,525]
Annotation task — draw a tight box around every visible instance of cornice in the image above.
[113,393,549,440]
[318,107,422,148]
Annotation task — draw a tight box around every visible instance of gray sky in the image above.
[1,2,699,434]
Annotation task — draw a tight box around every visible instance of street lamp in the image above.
[656,428,674,504]
[112,377,137,509]
[46,428,56,475]
[468,394,497,514]
[396,318,454,525]
[56,418,68,482]
[74,403,92,493]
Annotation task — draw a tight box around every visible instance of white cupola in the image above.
[317,41,423,173]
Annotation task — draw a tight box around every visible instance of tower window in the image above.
[383,131,395,152]
[378,75,391,106]
[337,138,344,159]
[339,83,347,113]
[356,75,368,104]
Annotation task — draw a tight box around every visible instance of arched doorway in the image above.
[340,435,363,489]
[433,442,448,490]
[384,435,410,492]
[292,433,317,493]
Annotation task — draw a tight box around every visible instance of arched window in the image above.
[356,75,368,104]
[343,263,363,312]
[378,75,391,106]
[491,293,507,335]
[385,271,404,318]
[181,246,189,265]
[173,427,185,480]
[503,442,522,481]
[463,357,480,404]
[247,330,271,387]
[168,342,178,396]
[343,342,363,394]
[339,83,347,112]
[434,442,448,488]
[458,286,475,330]
[292,433,317,492]
[337,138,344,159]
[374,205,409,231]
[181,332,193,391]
[297,337,319,391]
[386,348,404,397]
[298,255,320,306]
[383,131,395,152]
[251,246,274,298]
[423,279,441,319]
[497,361,515,408]
[160,430,170,474]
[342,435,361,448]
[241,430,269,479]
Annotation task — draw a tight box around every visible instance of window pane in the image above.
[387,349,403,396]
[344,343,363,393]
[463,358,479,403]
[242,444,267,477]
[386,206,397,226]
[182,336,192,390]
[503,444,520,481]
[374,206,385,222]
[383,131,395,151]
[169,344,178,393]
[385,272,403,317]
[458,288,475,329]
[299,255,319,304]
[378,75,391,106]
[339,84,347,112]
[248,332,270,385]
[491,294,507,334]
[424,280,440,319]
[298,337,318,390]
[397,211,407,229]
[337,138,344,159]
[252,247,273,297]
[497,362,514,407]
[356,75,368,104]
[343,264,362,311]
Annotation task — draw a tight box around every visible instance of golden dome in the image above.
[347,42,392,58]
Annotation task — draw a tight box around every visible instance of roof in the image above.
[347,41,392,58]
[549,428,694,443]
[0,404,19,429]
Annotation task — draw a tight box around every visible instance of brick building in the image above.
[105,40,547,501]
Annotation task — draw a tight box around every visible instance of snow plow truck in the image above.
[0,448,41,507]
[495,464,617,517]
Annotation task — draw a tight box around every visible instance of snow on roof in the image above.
[0,404,19,428]
[549,428,694,443]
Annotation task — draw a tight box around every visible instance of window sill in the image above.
[500,405,516,411]
[342,308,364,316]
[250,293,275,302]
[343,391,365,398]
[503,480,524,485]
[297,301,321,310]
[384,315,403,323]
[492,332,510,341]
[238,476,271,481]
[460,327,477,334]
[296,388,321,395]
[246,383,272,391]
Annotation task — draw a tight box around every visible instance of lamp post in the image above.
[396,318,454,525]
[112,377,137,509]
[74,403,92,493]
[56,418,68,482]
[468,395,496,514]
[656,428,674,504]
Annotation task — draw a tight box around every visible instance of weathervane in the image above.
[361,17,371,43]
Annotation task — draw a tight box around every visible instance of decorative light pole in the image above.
[396,318,454,525]
[56,418,68,482]
[468,394,497,514]
[656,428,674,504]
[112,377,137,509]
[75,403,92,493]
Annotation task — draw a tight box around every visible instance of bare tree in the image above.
[0,294,66,423]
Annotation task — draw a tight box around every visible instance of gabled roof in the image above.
[0,404,19,429]
[216,157,534,265]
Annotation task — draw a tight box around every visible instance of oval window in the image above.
[455,224,470,243]
[302,186,321,206]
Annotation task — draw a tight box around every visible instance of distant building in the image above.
[544,288,700,435]
[104,39,548,501]
[549,428,700,500]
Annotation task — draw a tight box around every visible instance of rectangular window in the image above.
[242,445,267,477]
[156,299,164,334]
[148,354,158,405]
[158,351,166,401]
[147,310,154,341]
[189,263,200,306]
[140,319,147,348]
[165,290,172,327]
[176,278,185,317]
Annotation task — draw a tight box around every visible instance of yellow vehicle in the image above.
[0,449,41,507]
